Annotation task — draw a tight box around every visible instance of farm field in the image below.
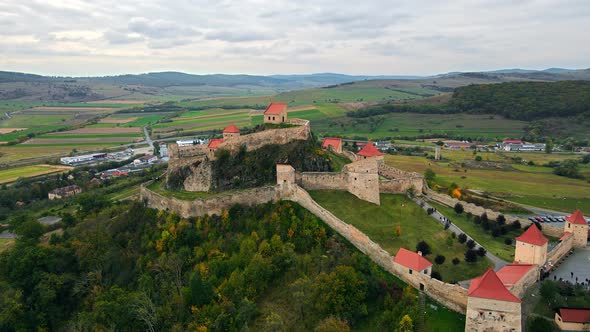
[384,153,590,212]
[429,202,521,262]
[0,144,124,164]
[312,113,528,140]
[0,164,72,184]
[309,190,492,282]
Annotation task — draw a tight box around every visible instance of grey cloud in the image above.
[205,30,278,42]
[128,17,197,39]
[103,30,144,45]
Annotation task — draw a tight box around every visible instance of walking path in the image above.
[412,196,509,272]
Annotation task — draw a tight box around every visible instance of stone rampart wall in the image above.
[140,182,286,218]
[547,233,574,265]
[509,265,540,298]
[217,120,310,154]
[425,189,564,238]
[380,177,425,196]
[288,185,468,313]
[298,172,346,190]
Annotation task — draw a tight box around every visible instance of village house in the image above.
[133,154,158,166]
[159,142,168,158]
[500,139,545,152]
[48,185,82,200]
[356,141,384,161]
[555,308,590,331]
[393,248,432,277]
[321,137,343,153]
[264,102,288,124]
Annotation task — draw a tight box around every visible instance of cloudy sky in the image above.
[1,0,589,76]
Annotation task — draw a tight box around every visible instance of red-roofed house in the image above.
[466,268,522,331]
[223,124,240,140]
[515,225,548,265]
[356,141,384,161]
[393,248,432,276]
[322,137,342,153]
[264,102,288,124]
[565,210,588,248]
[555,308,590,330]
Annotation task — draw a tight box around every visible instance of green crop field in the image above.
[124,115,165,127]
[0,144,120,164]
[309,190,492,282]
[384,153,590,212]
[0,164,71,183]
[312,113,528,140]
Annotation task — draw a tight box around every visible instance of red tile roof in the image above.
[560,232,572,241]
[496,264,535,286]
[208,138,223,149]
[322,137,342,151]
[558,308,590,323]
[503,139,523,144]
[357,141,383,157]
[223,124,240,133]
[393,248,432,271]
[264,102,287,115]
[566,210,587,225]
[516,225,548,246]
[468,268,521,303]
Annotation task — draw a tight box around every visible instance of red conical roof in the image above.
[566,210,587,225]
[468,268,521,303]
[223,124,240,133]
[516,225,548,246]
[357,141,383,157]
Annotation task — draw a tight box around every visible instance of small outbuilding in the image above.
[555,308,590,331]
[223,124,240,140]
[264,102,288,124]
[322,137,343,153]
[393,247,432,276]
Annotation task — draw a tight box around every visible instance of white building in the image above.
[133,155,158,166]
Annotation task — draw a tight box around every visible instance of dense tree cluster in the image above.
[0,200,420,331]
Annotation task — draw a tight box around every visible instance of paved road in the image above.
[143,126,152,147]
[412,197,508,272]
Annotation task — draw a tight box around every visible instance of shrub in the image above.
[452,258,460,265]
[511,220,521,230]
[458,233,467,244]
[482,219,491,231]
[481,213,488,223]
[504,238,513,245]
[416,241,432,256]
[475,155,482,161]
[473,215,481,224]
[496,214,506,225]
[477,247,487,257]
[464,249,477,262]
[491,227,501,237]
[466,239,476,249]
[431,271,442,281]
[454,203,464,214]
[435,255,446,265]
[466,212,473,220]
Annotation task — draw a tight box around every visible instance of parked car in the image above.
[528,217,537,223]
[535,216,544,223]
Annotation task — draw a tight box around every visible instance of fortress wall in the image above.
[547,233,574,266]
[299,172,347,190]
[218,121,310,153]
[288,185,468,313]
[140,182,283,218]
[380,177,425,196]
[425,189,564,238]
[509,265,540,298]
[379,163,420,179]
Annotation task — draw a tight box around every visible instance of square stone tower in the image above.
[564,210,588,248]
[514,225,548,265]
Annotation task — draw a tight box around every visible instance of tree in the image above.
[481,213,488,223]
[454,203,464,214]
[466,239,476,249]
[416,241,431,256]
[496,214,506,225]
[424,169,436,182]
[477,247,487,257]
[315,316,350,332]
[435,255,446,265]
[511,220,521,230]
[475,155,482,161]
[398,314,414,332]
[452,258,460,265]
[527,317,558,332]
[545,138,553,154]
[313,266,368,321]
[458,233,467,244]
[264,312,284,332]
[553,159,583,179]
[464,249,477,262]
[431,271,442,281]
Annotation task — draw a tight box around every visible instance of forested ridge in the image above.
[0,200,427,331]
[349,81,590,121]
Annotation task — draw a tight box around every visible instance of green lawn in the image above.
[0,238,14,253]
[429,202,520,262]
[505,196,590,214]
[309,190,492,282]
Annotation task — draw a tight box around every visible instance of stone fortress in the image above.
[141,102,588,332]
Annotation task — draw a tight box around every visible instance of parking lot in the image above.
[527,215,590,225]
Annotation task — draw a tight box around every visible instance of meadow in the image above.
[0,164,72,184]
[309,190,492,282]
[384,151,590,212]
